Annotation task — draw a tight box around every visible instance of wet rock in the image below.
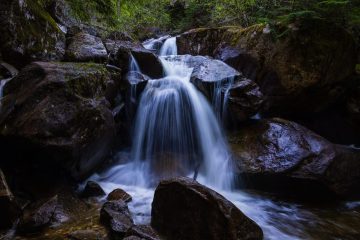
[126,225,160,240]
[177,20,357,116]
[229,118,360,197]
[0,0,65,68]
[18,195,58,233]
[107,41,163,79]
[65,32,108,62]
[225,78,264,122]
[0,62,116,179]
[0,169,20,229]
[67,229,107,240]
[161,55,241,99]
[100,200,134,238]
[151,177,263,240]
[107,189,132,202]
[81,181,106,198]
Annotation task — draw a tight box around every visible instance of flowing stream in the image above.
[90,37,360,240]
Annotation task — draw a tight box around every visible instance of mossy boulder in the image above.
[0,0,66,68]
[177,19,357,116]
[0,62,117,179]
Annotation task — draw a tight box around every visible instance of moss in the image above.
[65,0,120,30]
[25,0,60,32]
[356,64,360,74]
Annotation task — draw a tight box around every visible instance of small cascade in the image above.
[159,37,177,56]
[213,77,235,121]
[143,35,170,53]
[128,54,141,102]
[0,78,10,99]
[130,36,233,189]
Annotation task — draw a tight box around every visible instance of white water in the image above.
[89,37,359,240]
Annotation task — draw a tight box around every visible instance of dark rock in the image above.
[0,62,18,79]
[100,200,134,238]
[108,41,163,79]
[126,225,160,240]
[177,20,357,116]
[225,79,264,122]
[0,169,20,229]
[107,189,132,202]
[151,177,263,240]
[67,229,107,240]
[47,0,78,30]
[229,118,360,197]
[0,0,65,68]
[81,181,106,198]
[18,195,58,233]
[65,32,108,62]
[0,62,116,179]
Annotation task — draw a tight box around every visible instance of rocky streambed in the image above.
[1,1,360,240]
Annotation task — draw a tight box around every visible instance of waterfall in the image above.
[159,37,177,56]
[129,37,233,189]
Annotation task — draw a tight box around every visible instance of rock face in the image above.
[229,118,360,197]
[65,32,108,62]
[151,177,263,240]
[0,0,65,68]
[0,169,20,229]
[0,62,116,179]
[108,41,163,79]
[18,195,58,233]
[177,20,357,116]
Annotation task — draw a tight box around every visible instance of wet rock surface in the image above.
[229,118,360,197]
[100,200,134,238]
[151,177,263,240]
[18,195,58,233]
[107,189,132,202]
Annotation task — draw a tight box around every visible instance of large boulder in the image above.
[107,41,163,79]
[151,177,263,240]
[177,20,357,116]
[229,118,360,197]
[0,169,20,229]
[0,0,65,68]
[0,62,116,179]
[65,32,108,62]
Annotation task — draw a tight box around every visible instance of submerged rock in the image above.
[151,177,263,240]
[65,32,108,62]
[0,169,20,229]
[177,20,357,116]
[18,195,58,233]
[229,118,360,197]
[0,62,116,179]
[81,181,106,198]
[107,188,132,202]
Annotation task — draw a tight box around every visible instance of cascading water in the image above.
[89,37,360,240]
